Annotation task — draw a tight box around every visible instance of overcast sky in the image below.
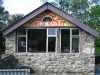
[3,0,43,15]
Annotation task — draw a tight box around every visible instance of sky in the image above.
[3,0,43,15]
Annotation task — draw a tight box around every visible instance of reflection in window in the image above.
[43,17,52,22]
[48,29,56,35]
[18,29,26,35]
[18,37,26,52]
[61,29,70,53]
[28,29,46,52]
[61,29,79,53]
[48,37,56,52]
[72,29,79,35]
[72,38,79,53]
[17,28,80,53]
[72,29,79,53]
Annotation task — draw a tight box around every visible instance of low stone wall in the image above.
[15,53,95,74]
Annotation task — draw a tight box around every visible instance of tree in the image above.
[7,13,24,26]
[87,5,100,55]
[0,0,9,52]
[0,0,3,5]
[87,5,100,31]
[0,6,9,30]
[0,0,9,30]
[41,0,100,23]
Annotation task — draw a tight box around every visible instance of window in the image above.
[17,28,80,53]
[18,29,26,35]
[48,37,56,52]
[48,29,56,36]
[71,29,79,53]
[43,17,52,22]
[18,37,26,52]
[28,29,46,52]
[17,29,26,52]
[61,29,70,53]
[61,29,80,53]
[47,29,57,52]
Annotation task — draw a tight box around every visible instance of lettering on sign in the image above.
[28,10,66,26]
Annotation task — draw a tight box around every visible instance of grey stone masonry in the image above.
[15,53,95,75]
[5,31,16,54]
[82,30,95,54]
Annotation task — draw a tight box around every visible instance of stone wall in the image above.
[5,30,95,74]
[82,30,95,54]
[15,53,95,74]
[5,31,16,54]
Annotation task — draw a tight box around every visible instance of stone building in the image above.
[1,2,99,74]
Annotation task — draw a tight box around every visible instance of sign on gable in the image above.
[24,10,75,27]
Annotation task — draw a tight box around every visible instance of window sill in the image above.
[16,52,80,54]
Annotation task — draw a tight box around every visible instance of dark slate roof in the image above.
[2,2,99,37]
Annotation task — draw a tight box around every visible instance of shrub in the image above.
[0,36,6,52]
[20,66,35,74]
[95,36,100,56]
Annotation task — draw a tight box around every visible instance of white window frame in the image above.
[71,28,80,53]
[60,28,80,53]
[17,28,80,53]
[47,28,57,53]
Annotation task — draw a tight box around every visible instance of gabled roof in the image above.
[2,2,99,37]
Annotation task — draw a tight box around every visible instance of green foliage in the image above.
[0,6,9,30]
[0,0,24,31]
[95,36,100,55]
[20,66,35,74]
[0,0,9,31]
[0,36,6,52]
[7,13,24,26]
[43,0,100,23]
[87,5,100,55]
[87,5,100,31]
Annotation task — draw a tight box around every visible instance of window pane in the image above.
[48,29,56,35]
[72,29,79,35]
[48,37,56,52]
[18,29,26,35]
[28,29,46,52]
[72,38,79,53]
[43,17,52,22]
[18,37,26,52]
[61,29,70,53]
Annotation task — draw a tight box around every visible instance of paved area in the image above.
[95,63,100,75]
[95,68,100,75]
